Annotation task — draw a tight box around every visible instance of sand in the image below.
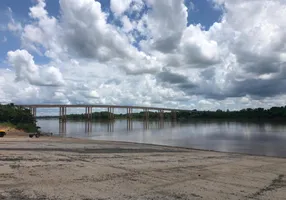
[0,135,286,200]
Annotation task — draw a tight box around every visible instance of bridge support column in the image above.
[107,107,114,120]
[107,107,110,119]
[64,106,67,121]
[59,107,62,120]
[59,106,67,121]
[127,108,133,119]
[171,111,177,121]
[144,108,149,120]
[159,110,164,120]
[34,107,37,117]
[30,107,37,117]
[85,107,92,121]
[88,107,92,120]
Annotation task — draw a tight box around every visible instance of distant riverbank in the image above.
[36,105,286,122]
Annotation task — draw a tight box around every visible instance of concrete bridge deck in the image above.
[16,104,189,120]
[16,104,190,112]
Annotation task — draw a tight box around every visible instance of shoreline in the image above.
[1,135,286,199]
[2,133,286,159]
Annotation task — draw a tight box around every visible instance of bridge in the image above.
[16,104,190,121]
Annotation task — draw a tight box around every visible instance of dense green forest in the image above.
[37,106,286,122]
[0,104,38,132]
[176,107,286,121]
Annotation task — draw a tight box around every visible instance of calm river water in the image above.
[37,119,286,157]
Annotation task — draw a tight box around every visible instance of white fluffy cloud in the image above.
[110,0,132,16]
[143,0,188,53]
[7,50,65,86]
[180,25,220,67]
[121,15,133,32]
[2,0,286,110]
[206,0,286,98]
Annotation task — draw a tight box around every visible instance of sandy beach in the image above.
[0,134,286,200]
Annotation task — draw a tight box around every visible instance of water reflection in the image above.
[127,119,133,131]
[159,119,164,129]
[85,121,92,134]
[38,119,286,158]
[59,121,66,136]
[143,120,149,130]
[107,121,114,132]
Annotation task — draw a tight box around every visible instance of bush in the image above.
[0,104,38,133]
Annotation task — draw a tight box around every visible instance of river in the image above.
[37,119,286,157]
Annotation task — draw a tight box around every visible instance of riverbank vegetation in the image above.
[0,104,38,132]
[176,106,286,121]
[37,106,286,122]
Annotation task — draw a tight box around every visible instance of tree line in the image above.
[176,107,286,121]
[0,103,38,132]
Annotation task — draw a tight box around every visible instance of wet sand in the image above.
[0,136,286,200]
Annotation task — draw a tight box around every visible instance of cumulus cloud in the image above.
[7,22,22,32]
[156,70,197,95]
[143,0,188,53]
[110,0,132,16]
[6,7,22,33]
[205,0,286,99]
[29,0,48,19]
[2,0,286,110]
[7,49,65,86]
[121,15,133,32]
[180,25,220,67]
[59,0,127,60]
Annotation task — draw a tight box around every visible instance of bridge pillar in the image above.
[85,107,92,121]
[159,110,164,120]
[59,107,62,120]
[107,107,109,119]
[30,107,37,117]
[144,108,149,120]
[171,111,177,121]
[88,107,92,120]
[59,106,67,121]
[64,106,67,121]
[127,108,132,119]
[107,107,114,120]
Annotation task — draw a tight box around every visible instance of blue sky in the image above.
[0,0,222,66]
[1,0,286,110]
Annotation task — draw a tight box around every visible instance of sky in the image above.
[0,0,286,112]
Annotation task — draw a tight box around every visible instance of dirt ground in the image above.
[0,136,286,200]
